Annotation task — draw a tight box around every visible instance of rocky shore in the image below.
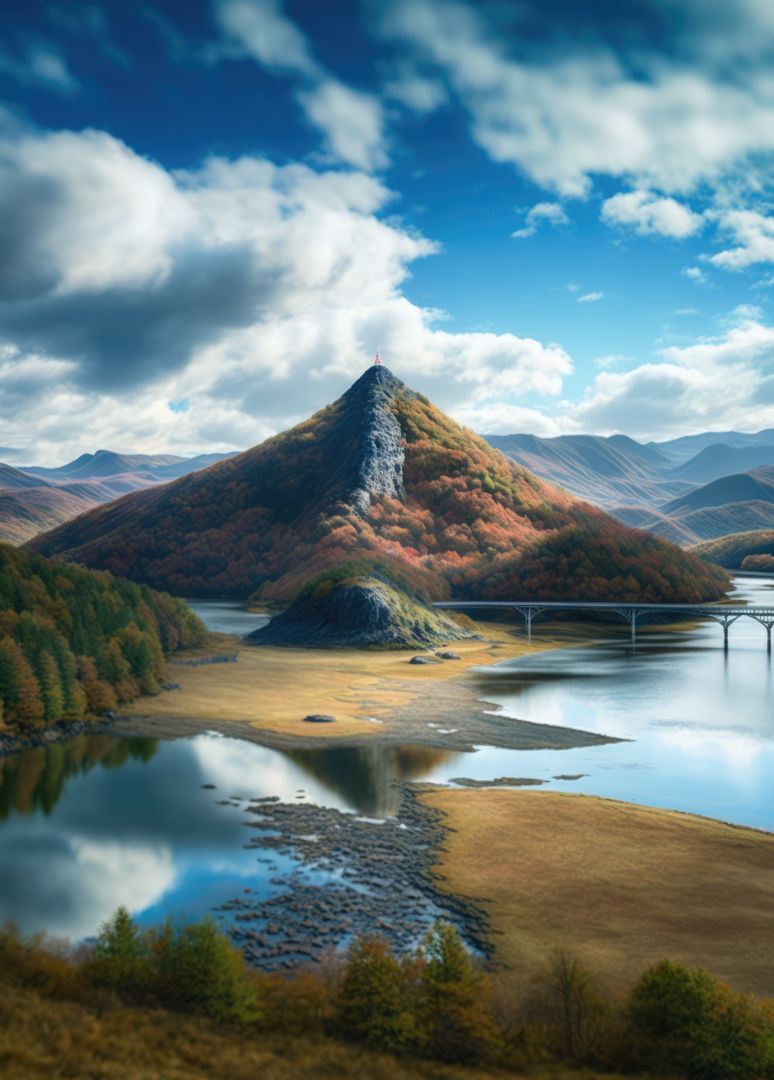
[214,783,491,972]
[0,714,121,756]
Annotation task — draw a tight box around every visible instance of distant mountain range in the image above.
[0,450,235,544]
[28,365,726,607]
[485,430,774,546]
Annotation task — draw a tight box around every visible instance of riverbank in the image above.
[114,619,622,752]
[421,787,774,997]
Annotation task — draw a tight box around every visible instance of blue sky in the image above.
[1,0,774,462]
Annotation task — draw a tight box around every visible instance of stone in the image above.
[303,714,336,723]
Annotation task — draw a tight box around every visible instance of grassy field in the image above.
[424,789,774,997]
[124,619,602,742]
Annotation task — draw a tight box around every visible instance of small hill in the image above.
[692,529,774,570]
[0,543,204,728]
[0,487,99,545]
[30,365,728,606]
[650,427,774,463]
[0,464,47,491]
[248,569,473,648]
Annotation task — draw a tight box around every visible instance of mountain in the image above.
[650,428,774,464]
[0,450,237,545]
[0,543,204,728]
[671,444,774,485]
[664,468,774,515]
[692,530,774,570]
[483,432,687,508]
[29,366,728,607]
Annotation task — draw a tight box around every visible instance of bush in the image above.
[335,936,417,1052]
[629,959,774,1079]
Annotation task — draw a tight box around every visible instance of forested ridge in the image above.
[30,368,729,605]
[0,543,204,728]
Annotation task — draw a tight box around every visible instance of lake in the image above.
[0,577,772,941]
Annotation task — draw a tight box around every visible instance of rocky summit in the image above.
[29,364,728,607]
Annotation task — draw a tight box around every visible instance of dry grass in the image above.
[0,982,639,1080]
[424,789,774,997]
[125,619,598,742]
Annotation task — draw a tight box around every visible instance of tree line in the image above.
[3,908,772,1079]
[0,544,204,728]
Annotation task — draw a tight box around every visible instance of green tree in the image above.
[336,936,417,1052]
[89,906,150,995]
[629,960,774,1080]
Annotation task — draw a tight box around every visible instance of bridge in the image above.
[432,600,774,650]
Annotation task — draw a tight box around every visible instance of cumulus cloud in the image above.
[215,0,388,171]
[0,122,572,462]
[682,265,709,284]
[577,291,604,303]
[709,209,774,269]
[568,307,774,438]
[512,201,569,239]
[601,189,704,238]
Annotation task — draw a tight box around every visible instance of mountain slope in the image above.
[672,444,774,485]
[664,468,774,515]
[29,366,728,603]
[483,432,687,508]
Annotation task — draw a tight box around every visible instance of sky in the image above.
[2,0,774,463]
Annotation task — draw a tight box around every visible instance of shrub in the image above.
[335,937,417,1052]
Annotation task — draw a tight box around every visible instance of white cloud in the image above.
[601,189,704,238]
[297,79,388,171]
[0,122,572,462]
[512,201,569,239]
[568,307,774,439]
[215,0,388,171]
[577,291,604,303]
[376,0,774,199]
[593,353,630,369]
[709,209,774,269]
[682,265,709,284]
[214,0,318,75]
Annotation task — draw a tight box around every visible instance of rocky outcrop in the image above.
[342,365,406,515]
[245,575,472,649]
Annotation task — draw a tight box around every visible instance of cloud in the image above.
[214,0,319,76]
[601,189,704,239]
[577,291,604,303]
[594,353,630,369]
[215,0,387,171]
[383,71,447,113]
[0,122,572,462]
[709,209,774,269]
[297,79,388,171]
[512,201,569,239]
[682,265,709,284]
[0,41,79,94]
[569,307,774,438]
[374,0,774,198]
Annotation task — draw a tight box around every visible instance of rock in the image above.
[436,651,461,660]
[409,655,440,665]
[201,783,216,789]
[303,714,336,723]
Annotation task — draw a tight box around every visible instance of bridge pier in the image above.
[614,608,640,647]
[751,616,774,653]
[513,606,545,644]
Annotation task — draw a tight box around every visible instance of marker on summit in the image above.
[374,350,382,366]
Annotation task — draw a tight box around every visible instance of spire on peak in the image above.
[373,350,382,366]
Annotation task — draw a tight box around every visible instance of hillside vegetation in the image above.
[30,368,728,605]
[692,529,774,570]
[0,543,204,728]
[2,910,772,1080]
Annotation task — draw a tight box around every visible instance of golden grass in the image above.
[423,789,774,997]
[0,982,637,1080]
[127,620,597,741]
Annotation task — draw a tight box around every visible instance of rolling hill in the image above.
[29,365,728,605]
[692,530,774,570]
[0,450,236,545]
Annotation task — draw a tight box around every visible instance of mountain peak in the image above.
[342,364,408,515]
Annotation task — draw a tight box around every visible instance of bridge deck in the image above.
[433,601,774,615]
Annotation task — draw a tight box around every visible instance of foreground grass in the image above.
[424,789,774,997]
